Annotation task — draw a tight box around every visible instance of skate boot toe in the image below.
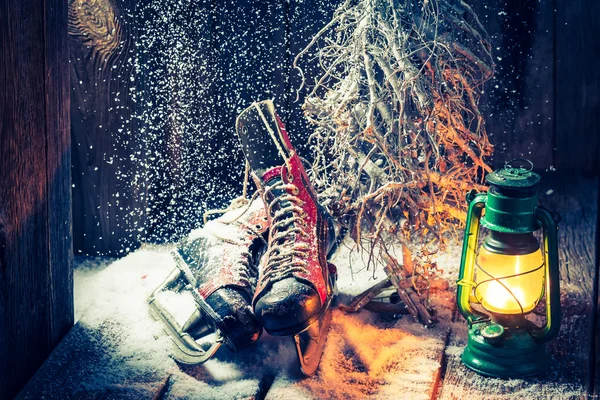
[254,278,321,336]
[206,288,263,350]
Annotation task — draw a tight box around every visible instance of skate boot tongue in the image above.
[261,168,292,215]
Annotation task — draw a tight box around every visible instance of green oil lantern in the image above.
[456,159,561,378]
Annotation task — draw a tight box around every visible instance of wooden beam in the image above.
[554,0,600,174]
[592,178,600,398]
[0,0,72,397]
[69,0,145,255]
[471,1,555,170]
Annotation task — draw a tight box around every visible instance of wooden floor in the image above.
[17,174,599,399]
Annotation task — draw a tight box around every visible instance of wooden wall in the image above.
[472,0,600,173]
[131,0,338,242]
[70,0,600,253]
[0,0,73,398]
[70,0,145,256]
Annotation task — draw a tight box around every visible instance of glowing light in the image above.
[480,280,527,313]
[475,248,545,314]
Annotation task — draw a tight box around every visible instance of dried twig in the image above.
[295,0,493,306]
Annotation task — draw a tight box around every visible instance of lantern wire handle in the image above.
[474,259,544,318]
[504,158,534,172]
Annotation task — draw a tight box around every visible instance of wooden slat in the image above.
[595,291,600,398]
[471,1,555,170]
[0,0,72,397]
[285,0,338,157]
[45,0,74,351]
[554,0,600,174]
[593,180,600,398]
[70,0,145,255]
[17,249,266,400]
[138,0,293,241]
[437,175,598,400]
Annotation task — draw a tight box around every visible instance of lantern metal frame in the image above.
[456,161,561,378]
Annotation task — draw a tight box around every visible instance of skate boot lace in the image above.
[262,180,311,282]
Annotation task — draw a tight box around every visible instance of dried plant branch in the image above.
[295,0,494,288]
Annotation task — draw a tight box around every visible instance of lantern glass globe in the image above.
[474,246,545,314]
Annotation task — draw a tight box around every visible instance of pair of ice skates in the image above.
[148,100,338,376]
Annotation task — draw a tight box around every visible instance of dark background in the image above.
[69,0,600,255]
[1,0,599,398]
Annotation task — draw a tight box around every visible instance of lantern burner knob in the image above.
[480,323,505,344]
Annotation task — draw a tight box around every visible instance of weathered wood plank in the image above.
[554,0,600,174]
[46,0,74,351]
[138,0,292,241]
[18,249,266,400]
[593,180,600,398]
[286,0,338,157]
[437,175,597,400]
[0,0,72,397]
[471,1,555,170]
[70,0,145,255]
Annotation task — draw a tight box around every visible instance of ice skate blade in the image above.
[147,268,223,365]
[293,306,333,376]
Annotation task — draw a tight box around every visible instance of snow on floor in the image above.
[265,239,456,400]
[74,255,116,322]
[30,238,458,399]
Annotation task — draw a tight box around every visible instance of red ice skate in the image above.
[236,100,337,376]
[148,198,269,364]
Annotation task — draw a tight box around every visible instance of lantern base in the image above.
[462,323,550,378]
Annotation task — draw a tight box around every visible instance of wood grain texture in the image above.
[286,0,338,157]
[140,0,295,241]
[593,179,600,398]
[16,320,173,400]
[0,0,72,398]
[554,0,600,174]
[436,175,598,400]
[471,1,555,170]
[46,0,74,352]
[70,0,145,255]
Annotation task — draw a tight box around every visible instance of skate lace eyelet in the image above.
[292,187,300,195]
[255,224,263,230]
